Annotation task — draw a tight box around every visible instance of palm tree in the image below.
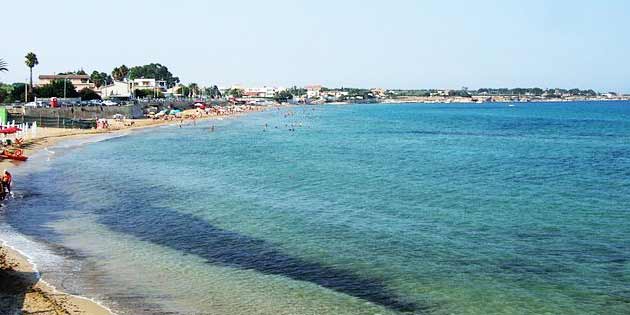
[111,65,129,81]
[111,67,120,81]
[189,83,199,97]
[119,65,129,79]
[212,85,221,98]
[25,52,39,89]
[0,59,8,72]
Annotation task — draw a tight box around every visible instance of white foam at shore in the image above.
[0,129,129,314]
[0,223,117,314]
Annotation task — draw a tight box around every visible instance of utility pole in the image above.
[63,77,67,99]
[25,79,28,103]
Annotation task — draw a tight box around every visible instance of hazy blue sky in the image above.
[1,0,628,91]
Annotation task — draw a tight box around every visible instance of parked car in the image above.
[25,101,46,107]
[102,100,118,106]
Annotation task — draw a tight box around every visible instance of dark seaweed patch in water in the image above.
[97,205,423,314]
[6,167,425,313]
[5,177,424,313]
[3,190,69,244]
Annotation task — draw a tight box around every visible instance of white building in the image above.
[244,86,281,98]
[306,85,322,98]
[322,90,349,100]
[99,81,132,99]
[166,84,185,97]
[131,79,168,92]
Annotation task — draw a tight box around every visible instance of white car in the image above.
[102,100,118,106]
[25,101,46,107]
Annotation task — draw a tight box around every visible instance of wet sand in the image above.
[0,244,112,315]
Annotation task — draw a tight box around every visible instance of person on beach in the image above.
[2,170,13,193]
[0,170,13,201]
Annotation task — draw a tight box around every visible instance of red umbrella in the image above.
[0,127,21,134]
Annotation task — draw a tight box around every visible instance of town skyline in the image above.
[1,0,629,92]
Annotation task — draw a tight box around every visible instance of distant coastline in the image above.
[301,96,630,106]
[381,95,630,104]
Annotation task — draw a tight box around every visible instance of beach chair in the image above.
[14,138,24,147]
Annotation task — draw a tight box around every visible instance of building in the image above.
[326,90,351,101]
[131,79,168,92]
[244,86,280,98]
[166,84,185,97]
[370,88,386,98]
[306,85,322,98]
[38,74,95,92]
[99,81,132,99]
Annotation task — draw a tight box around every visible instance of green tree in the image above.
[112,65,129,81]
[105,73,114,85]
[211,85,221,98]
[204,85,222,98]
[568,88,581,96]
[35,79,79,98]
[90,71,113,88]
[127,63,179,87]
[10,83,27,102]
[111,67,120,81]
[91,71,103,87]
[203,87,213,97]
[79,88,101,101]
[288,86,306,97]
[25,52,39,89]
[0,83,13,103]
[229,88,244,98]
[189,83,199,97]
[134,89,150,98]
[0,59,7,72]
[134,88,163,99]
[448,90,471,97]
[531,88,544,96]
[177,85,191,97]
[274,90,293,102]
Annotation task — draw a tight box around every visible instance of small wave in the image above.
[0,227,116,314]
[55,132,130,150]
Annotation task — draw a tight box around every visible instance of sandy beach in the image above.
[0,105,269,315]
[0,244,112,315]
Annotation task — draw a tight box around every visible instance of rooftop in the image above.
[39,74,90,80]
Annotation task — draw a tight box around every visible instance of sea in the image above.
[1,101,629,315]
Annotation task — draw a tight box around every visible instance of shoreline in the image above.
[0,105,271,315]
[0,240,114,315]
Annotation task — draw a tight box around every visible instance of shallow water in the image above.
[2,102,630,314]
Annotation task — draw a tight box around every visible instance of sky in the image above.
[0,0,629,92]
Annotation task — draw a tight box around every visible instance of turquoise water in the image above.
[3,102,630,314]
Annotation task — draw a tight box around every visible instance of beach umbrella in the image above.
[0,127,21,134]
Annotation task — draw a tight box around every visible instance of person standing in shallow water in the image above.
[0,181,5,201]
[0,170,11,201]
[2,170,11,194]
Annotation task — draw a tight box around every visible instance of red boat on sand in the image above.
[1,149,28,161]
